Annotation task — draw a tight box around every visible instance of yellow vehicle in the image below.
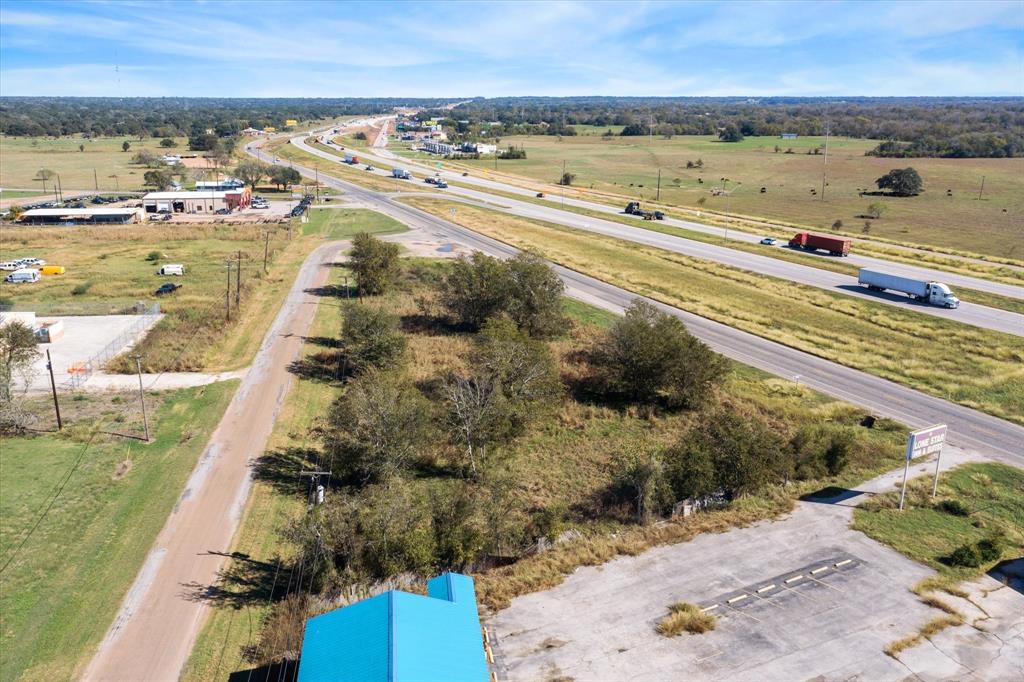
[40,265,65,275]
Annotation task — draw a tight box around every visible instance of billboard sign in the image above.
[905,424,947,461]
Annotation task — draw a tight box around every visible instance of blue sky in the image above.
[1,0,1021,97]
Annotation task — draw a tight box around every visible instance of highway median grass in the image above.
[398,197,1024,424]
[0,381,238,682]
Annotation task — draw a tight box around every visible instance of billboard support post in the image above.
[900,424,947,512]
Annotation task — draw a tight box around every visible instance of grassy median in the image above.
[399,197,1024,424]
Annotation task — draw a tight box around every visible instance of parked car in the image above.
[17,258,46,266]
[0,261,21,271]
[155,282,181,296]
[760,237,778,245]
[215,208,232,215]
[5,269,40,284]
[252,202,270,209]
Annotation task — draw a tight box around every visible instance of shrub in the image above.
[348,233,401,295]
[71,281,94,296]
[657,602,716,636]
[146,250,161,261]
[936,499,969,516]
[339,304,406,375]
[948,543,982,567]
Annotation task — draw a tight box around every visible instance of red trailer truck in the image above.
[788,232,851,256]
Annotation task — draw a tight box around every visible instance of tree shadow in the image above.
[253,446,322,496]
[179,550,296,609]
[303,335,341,349]
[987,557,1023,596]
[800,486,867,506]
[304,283,357,299]
[399,312,462,336]
[228,660,298,682]
[287,350,344,383]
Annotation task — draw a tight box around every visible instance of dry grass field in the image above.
[400,197,1024,424]
[0,135,190,192]
[451,132,1024,258]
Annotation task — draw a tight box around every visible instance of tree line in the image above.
[417,96,1024,158]
[0,96,456,138]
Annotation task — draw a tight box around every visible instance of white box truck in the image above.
[392,168,411,179]
[158,264,185,276]
[858,269,959,308]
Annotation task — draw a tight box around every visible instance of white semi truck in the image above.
[392,168,411,179]
[858,269,960,308]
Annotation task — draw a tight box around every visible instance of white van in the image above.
[5,268,40,283]
[158,264,185,276]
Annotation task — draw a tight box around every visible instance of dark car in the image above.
[155,282,181,296]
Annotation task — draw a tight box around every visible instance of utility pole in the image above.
[977,175,986,201]
[45,349,63,430]
[263,231,270,273]
[235,250,242,310]
[225,261,232,322]
[56,174,63,202]
[133,355,150,442]
[820,121,830,201]
[93,168,99,192]
[656,168,661,202]
[299,470,332,507]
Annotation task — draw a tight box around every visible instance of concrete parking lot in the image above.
[25,314,161,391]
[488,453,1024,681]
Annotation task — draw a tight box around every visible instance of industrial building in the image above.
[194,177,245,191]
[142,188,251,215]
[421,140,456,155]
[296,573,490,682]
[16,207,143,225]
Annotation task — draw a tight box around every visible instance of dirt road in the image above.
[81,239,345,682]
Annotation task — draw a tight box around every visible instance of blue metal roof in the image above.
[297,573,489,682]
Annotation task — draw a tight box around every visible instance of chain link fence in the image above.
[62,304,162,390]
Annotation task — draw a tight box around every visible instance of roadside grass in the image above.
[398,197,1024,424]
[0,381,238,682]
[854,462,1024,659]
[444,180,1024,291]
[302,207,407,239]
[0,135,190,191]
[0,189,47,200]
[656,602,716,637]
[852,463,1024,580]
[449,133,1024,258]
[182,260,909,675]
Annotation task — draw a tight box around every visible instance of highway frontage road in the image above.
[81,240,344,682]
[251,140,1024,465]
[292,135,1024,338]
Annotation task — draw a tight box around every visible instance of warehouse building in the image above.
[142,188,250,215]
[16,207,143,225]
[296,573,490,682]
[421,140,456,155]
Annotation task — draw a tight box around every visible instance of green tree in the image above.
[160,138,177,148]
[326,369,431,484]
[78,144,85,152]
[132,149,159,167]
[430,482,484,569]
[718,124,743,142]
[442,372,515,477]
[0,319,39,403]
[559,172,576,186]
[233,159,270,191]
[122,141,131,152]
[876,167,923,196]
[506,253,566,338]
[269,165,302,189]
[614,442,670,524]
[592,300,728,409]
[348,233,401,295]
[442,252,513,329]
[666,409,787,501]
[339,304,406,375]
[143,168,175,190]
[866,202,888,219]
[33,168,54,193]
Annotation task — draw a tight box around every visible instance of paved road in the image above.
[313,132,1024,298]
[81,240,343,682]
[294,136,1024,337]
[249,141,1024,465]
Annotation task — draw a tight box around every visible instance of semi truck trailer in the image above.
[789,232,851,256]
[858,269,960,308]
[392,168,411,179]
[343,154,360,164]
